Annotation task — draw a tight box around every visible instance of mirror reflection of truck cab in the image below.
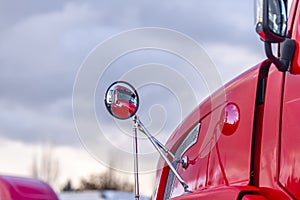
[111,86,137,119]
[105,81,139,120]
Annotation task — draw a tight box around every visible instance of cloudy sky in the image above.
[0,0,266,196]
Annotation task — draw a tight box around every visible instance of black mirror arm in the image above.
[265,42,288,72]
[136,116,191,193]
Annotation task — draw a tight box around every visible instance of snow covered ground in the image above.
[59,190,150,200]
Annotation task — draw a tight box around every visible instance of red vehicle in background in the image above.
[151,0,300,199]
[0,175,58,200]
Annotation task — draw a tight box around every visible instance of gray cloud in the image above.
[0,98,77,146]
[0,0,265,147]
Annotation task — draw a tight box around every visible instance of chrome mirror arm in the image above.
[152,136,176,159]
[139,126,189,169]
[135,116,190,193]
[138,127,175,159]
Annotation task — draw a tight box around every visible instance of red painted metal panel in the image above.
[169,186,260,200]
[158,65,260,199]
[0,175,58,200]
[290,0,300,74]
[259,187,291,200]
[279,71,300,199]
[258,65,283,188]
[256,65,291,199]
[242,195,267,200]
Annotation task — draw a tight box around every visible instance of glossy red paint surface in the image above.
[279,71,300,199]
[257,65,283,188]
[290,0,300,74]
[156,65,261,199]
[242,194,267,200]
[278,0,300,198]
[241,195,267,200]
[154,64,300,200]
[0,175,58,200]
[170,186,260,200]
[254,65,291,199]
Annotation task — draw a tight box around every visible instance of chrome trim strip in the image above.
[163,123,200,200]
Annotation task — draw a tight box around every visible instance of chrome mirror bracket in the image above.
[135,116,191,193]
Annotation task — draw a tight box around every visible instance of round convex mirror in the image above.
[104,81,139,120]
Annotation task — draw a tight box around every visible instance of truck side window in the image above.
[163,123,200,200]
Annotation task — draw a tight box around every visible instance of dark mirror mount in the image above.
[255,0,290,72]
[265,42,288,72]
[255,0,288,43]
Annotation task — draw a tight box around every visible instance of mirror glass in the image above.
[268,0,287,37]
[104,81,139,120]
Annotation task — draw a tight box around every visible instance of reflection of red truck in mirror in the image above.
[107,84,138,119]
[152,0,300,199]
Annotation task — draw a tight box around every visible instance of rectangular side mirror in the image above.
[255,0,288,43]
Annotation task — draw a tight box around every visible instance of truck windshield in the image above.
[117,89,136,103]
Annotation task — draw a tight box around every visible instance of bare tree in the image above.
[30,145,60,187]
[78,168,134,192]
[61,180,73,192]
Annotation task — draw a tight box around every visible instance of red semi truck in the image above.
[151,0,300,199]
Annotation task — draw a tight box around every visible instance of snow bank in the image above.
[59,190,150,200]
